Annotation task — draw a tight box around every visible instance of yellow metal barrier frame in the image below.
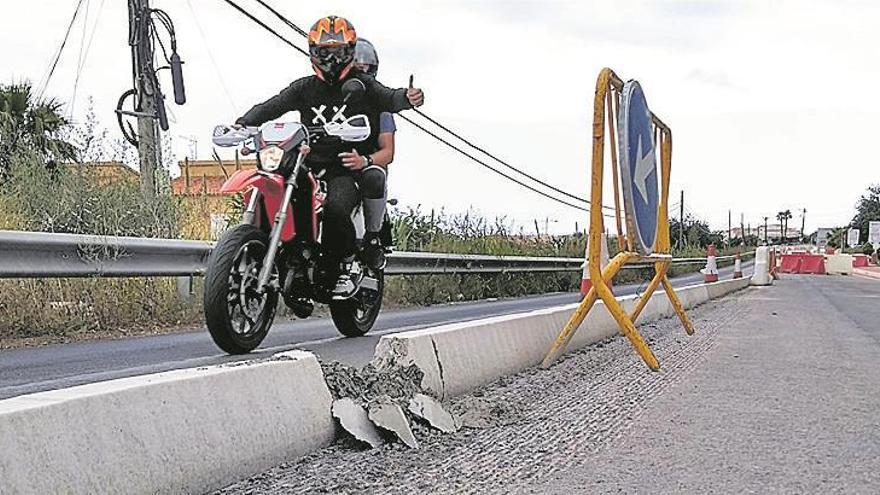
[541,68,694,371]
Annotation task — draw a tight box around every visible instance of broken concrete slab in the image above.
[408,393,458,433]
[321,359,424,404]
[332,398,383,448]
[368,402,419,449]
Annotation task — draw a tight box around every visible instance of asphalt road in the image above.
[218,273,880,494]
[0,262,751,400]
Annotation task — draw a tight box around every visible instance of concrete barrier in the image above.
[825,254,854,275]
[0,350,334,495]
[374,278,749,398]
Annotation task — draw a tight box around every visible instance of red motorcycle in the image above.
[204,84,386,354]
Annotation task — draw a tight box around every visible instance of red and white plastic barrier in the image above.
[701,244,719,283]
[580,233,612,296]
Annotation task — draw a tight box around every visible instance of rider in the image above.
[234,16,424,298]
[352,38,395,270]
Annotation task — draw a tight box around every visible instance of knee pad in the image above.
[360,166,386,199]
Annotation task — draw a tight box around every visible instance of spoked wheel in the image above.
[204,224,278,354]
[329,269,384,337]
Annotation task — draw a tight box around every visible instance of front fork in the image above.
[242,187,261,225]
[255,150,307,293]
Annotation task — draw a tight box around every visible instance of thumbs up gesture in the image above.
[406,74,424,107]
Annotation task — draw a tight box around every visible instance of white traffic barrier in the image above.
[374,278,750,399]
[825,254,854,275]
[580,233,611,296]
[750,246,772,286]
[0,350,334,495]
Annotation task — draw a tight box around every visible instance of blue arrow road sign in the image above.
[618,80,659,255]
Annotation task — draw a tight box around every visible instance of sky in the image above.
[2,0,879,236]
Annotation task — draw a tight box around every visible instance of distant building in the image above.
[65,161,140,186]
[726,223,801,242]
[171,158,256,240]
[171,158,256,196]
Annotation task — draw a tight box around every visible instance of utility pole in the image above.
[728,210,732,248]
[128,0,161,198]
[679,190,684,248]
[740,212,745,245]
[121,1,185,199]
[763,216,768,244]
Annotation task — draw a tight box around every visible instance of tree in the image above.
[850,185,880,244]
[776,209,792,242]
[0,82,77,178]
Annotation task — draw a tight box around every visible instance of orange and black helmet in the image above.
[308,16,357,83]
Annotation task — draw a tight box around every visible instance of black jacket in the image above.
[236,73,411,174]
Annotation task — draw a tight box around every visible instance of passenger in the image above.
[352,38,395,270]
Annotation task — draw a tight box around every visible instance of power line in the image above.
[186,0,239,113]
[217,0,614,216]
[400,113,614,215]
[217,0,309,57]
[71,0,107,117]
[38,0,87,99]
[410,107,612,210]
[252,0,309,38]
[70,0,91,117]
[251,1,605,211]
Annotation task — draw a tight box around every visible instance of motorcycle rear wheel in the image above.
[329,270,384,337]
[204,224,278,354]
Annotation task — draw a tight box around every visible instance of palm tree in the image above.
[776,210,793,243]
[0,82,77,177]
[776,211,785,242]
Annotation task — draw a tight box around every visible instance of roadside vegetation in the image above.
[824,184,880,256]
[0,83,750,347]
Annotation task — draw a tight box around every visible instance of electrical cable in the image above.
[70,0,90,118]
[217,0,616,216]
[400,113,617,217]
[410,108,613,210]
[38,0,87,99]
[217,0,309,57]
[186,0,239,112]
[252,0,309,38]
[249,1,607,210]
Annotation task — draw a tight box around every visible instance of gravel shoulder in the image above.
[218,275,879,494]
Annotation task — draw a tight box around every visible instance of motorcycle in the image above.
[204,81,388,354]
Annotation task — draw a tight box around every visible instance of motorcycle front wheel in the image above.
[329,270,384,337]
[204,224,278,354]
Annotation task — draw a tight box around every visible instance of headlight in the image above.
[258,146,284,171]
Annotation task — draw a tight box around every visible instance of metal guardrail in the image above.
[0,230,213,278]
[0,230,583,278]
[0,230,751,279]
[387,251,582,275]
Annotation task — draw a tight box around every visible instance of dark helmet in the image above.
[308,16,358,84]
[354,38,379,77]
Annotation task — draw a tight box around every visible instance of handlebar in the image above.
[212,114,371,149]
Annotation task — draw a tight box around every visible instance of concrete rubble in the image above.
[320,347,458,449]
[331,398,383,448]
[408,393,458,433]
[368,401,419,449]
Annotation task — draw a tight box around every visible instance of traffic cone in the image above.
[733,252,743,279]
[701,244,719,283]
[580,233,612,296]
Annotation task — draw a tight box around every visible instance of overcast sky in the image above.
[2,0,878,235]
